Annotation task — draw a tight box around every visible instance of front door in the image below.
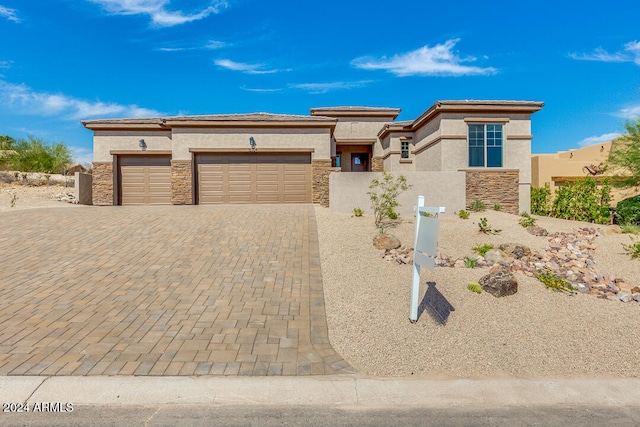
[351,153,369,172]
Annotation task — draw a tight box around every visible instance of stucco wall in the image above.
[171,128,331,160]
[329,171,466,216]
[333,117,392,141]
[414,141,442,171]
[93,130,172,162]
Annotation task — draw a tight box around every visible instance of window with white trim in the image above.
[401,141,410,159]
[469,124,503,167]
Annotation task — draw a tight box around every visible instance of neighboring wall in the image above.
[532,141,635,205]
[329,171,466,217]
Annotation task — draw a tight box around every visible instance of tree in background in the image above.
[0,135,17,169]
[606,118,640,189]
[5,135,73,174]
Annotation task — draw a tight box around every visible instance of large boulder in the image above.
[373,234,401,250]
[479,268,518,297]
[498,243,531,260]
[483,249,514,266]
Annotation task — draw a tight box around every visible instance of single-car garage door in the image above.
[118,155,172,205]
[196,153,311,204]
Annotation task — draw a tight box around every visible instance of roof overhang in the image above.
[310,106,401,119]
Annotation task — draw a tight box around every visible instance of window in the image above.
[401,141,410,159]
[468,124,502,167]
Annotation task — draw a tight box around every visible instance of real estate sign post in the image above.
[410,196,445,323]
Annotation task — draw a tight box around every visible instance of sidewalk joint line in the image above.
[23,376,50,404]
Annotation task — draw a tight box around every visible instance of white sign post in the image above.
[410,196,445,323]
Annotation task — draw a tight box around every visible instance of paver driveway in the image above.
[0,205,354,376]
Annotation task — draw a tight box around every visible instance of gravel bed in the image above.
[0,183,80,212]
[315,207,640,378]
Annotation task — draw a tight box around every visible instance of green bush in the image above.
[518,212,536,228]
[551,177,611,224]
[616,196,640,225]
[367,172,411,233]
[493,203,502,211]
[4,135,72,174]
[457,209,470,219]
[464,257,477,268]
[469,199,486,212]
[478,217,501,234]
[531,184,552,216]
[536,270,576,293]
[472,243,493,257]
[467,282,482,294]
[353,207,363,217]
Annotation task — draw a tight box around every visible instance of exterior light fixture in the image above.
[139,139,147,151]
[249,137,257,151]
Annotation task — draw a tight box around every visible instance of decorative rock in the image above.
[373,234,401,250]
[453,259,466,269]
[605,225,622,235]
[576,283,589,293]
[479,268,518,297]
[526,226,549,236]
[499,243,531,259]
[618,292,633,303]
[484,249,514,266]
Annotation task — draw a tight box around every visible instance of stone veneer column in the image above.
[371,156,384,172]
[92,162,114,206]
[171,160,193,205]
[312,159,333,207]
[465,170,519,214]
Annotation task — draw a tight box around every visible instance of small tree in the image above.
[5,135,72,174]
[606,118,640,189]
[367,172,411,233]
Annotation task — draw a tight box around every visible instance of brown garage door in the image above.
[118,155,172,205]
[196,153,311,204]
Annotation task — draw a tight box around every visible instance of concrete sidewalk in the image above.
[2,376,640,408]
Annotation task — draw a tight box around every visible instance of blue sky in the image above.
[1,0,639,164]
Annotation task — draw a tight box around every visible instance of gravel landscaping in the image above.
[315,206,640,379]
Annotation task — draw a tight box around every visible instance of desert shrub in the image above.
[536,270,575,293]
[469,199,486,212]
[478,217,501,234]
[616,196,640,225]
[621,224,640,234]
[551,177,611,224]
[531,184,552,216]
[467,282,482,294]
[464,257,477,268]
[367,172,411,233]
[493,203,502,211]
[5,136,72,174]
[518,212,536,228]
[472,243,493,256]
[457,209,470,219]
[353,207,363,217]
[622,237,640,259]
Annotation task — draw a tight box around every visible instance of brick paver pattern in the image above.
[0,205,354,376]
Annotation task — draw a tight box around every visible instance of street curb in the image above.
[1,376,640,407]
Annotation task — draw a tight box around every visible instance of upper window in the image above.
[401,141,410,159]
[469,124,503,167]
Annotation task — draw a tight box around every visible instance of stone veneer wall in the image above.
[465,170,519,214]
[312,160,335,207]
[171,160,193,205]
[92,162,114,206]
[371,156,384,172]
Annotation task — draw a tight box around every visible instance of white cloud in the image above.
[289,80,373,94]
[215,59,279,74]
[570,41,640,66]
[0,80,163,120]
[351,39,497,77]
[0,5,20,23]
[87,0,228,27]
[157,39,228,52]
[240,86,281,93]
[620,105,640,119]
[0,60,12,69]
[70,146,94,165]
[577,132,622,147]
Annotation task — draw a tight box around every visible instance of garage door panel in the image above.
[197,153,311,204]
[119,157,171,205]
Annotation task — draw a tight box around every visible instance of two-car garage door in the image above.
[195,153,312,204]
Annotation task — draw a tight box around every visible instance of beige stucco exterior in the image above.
[531,140,636,205]
[83,100,543,209]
